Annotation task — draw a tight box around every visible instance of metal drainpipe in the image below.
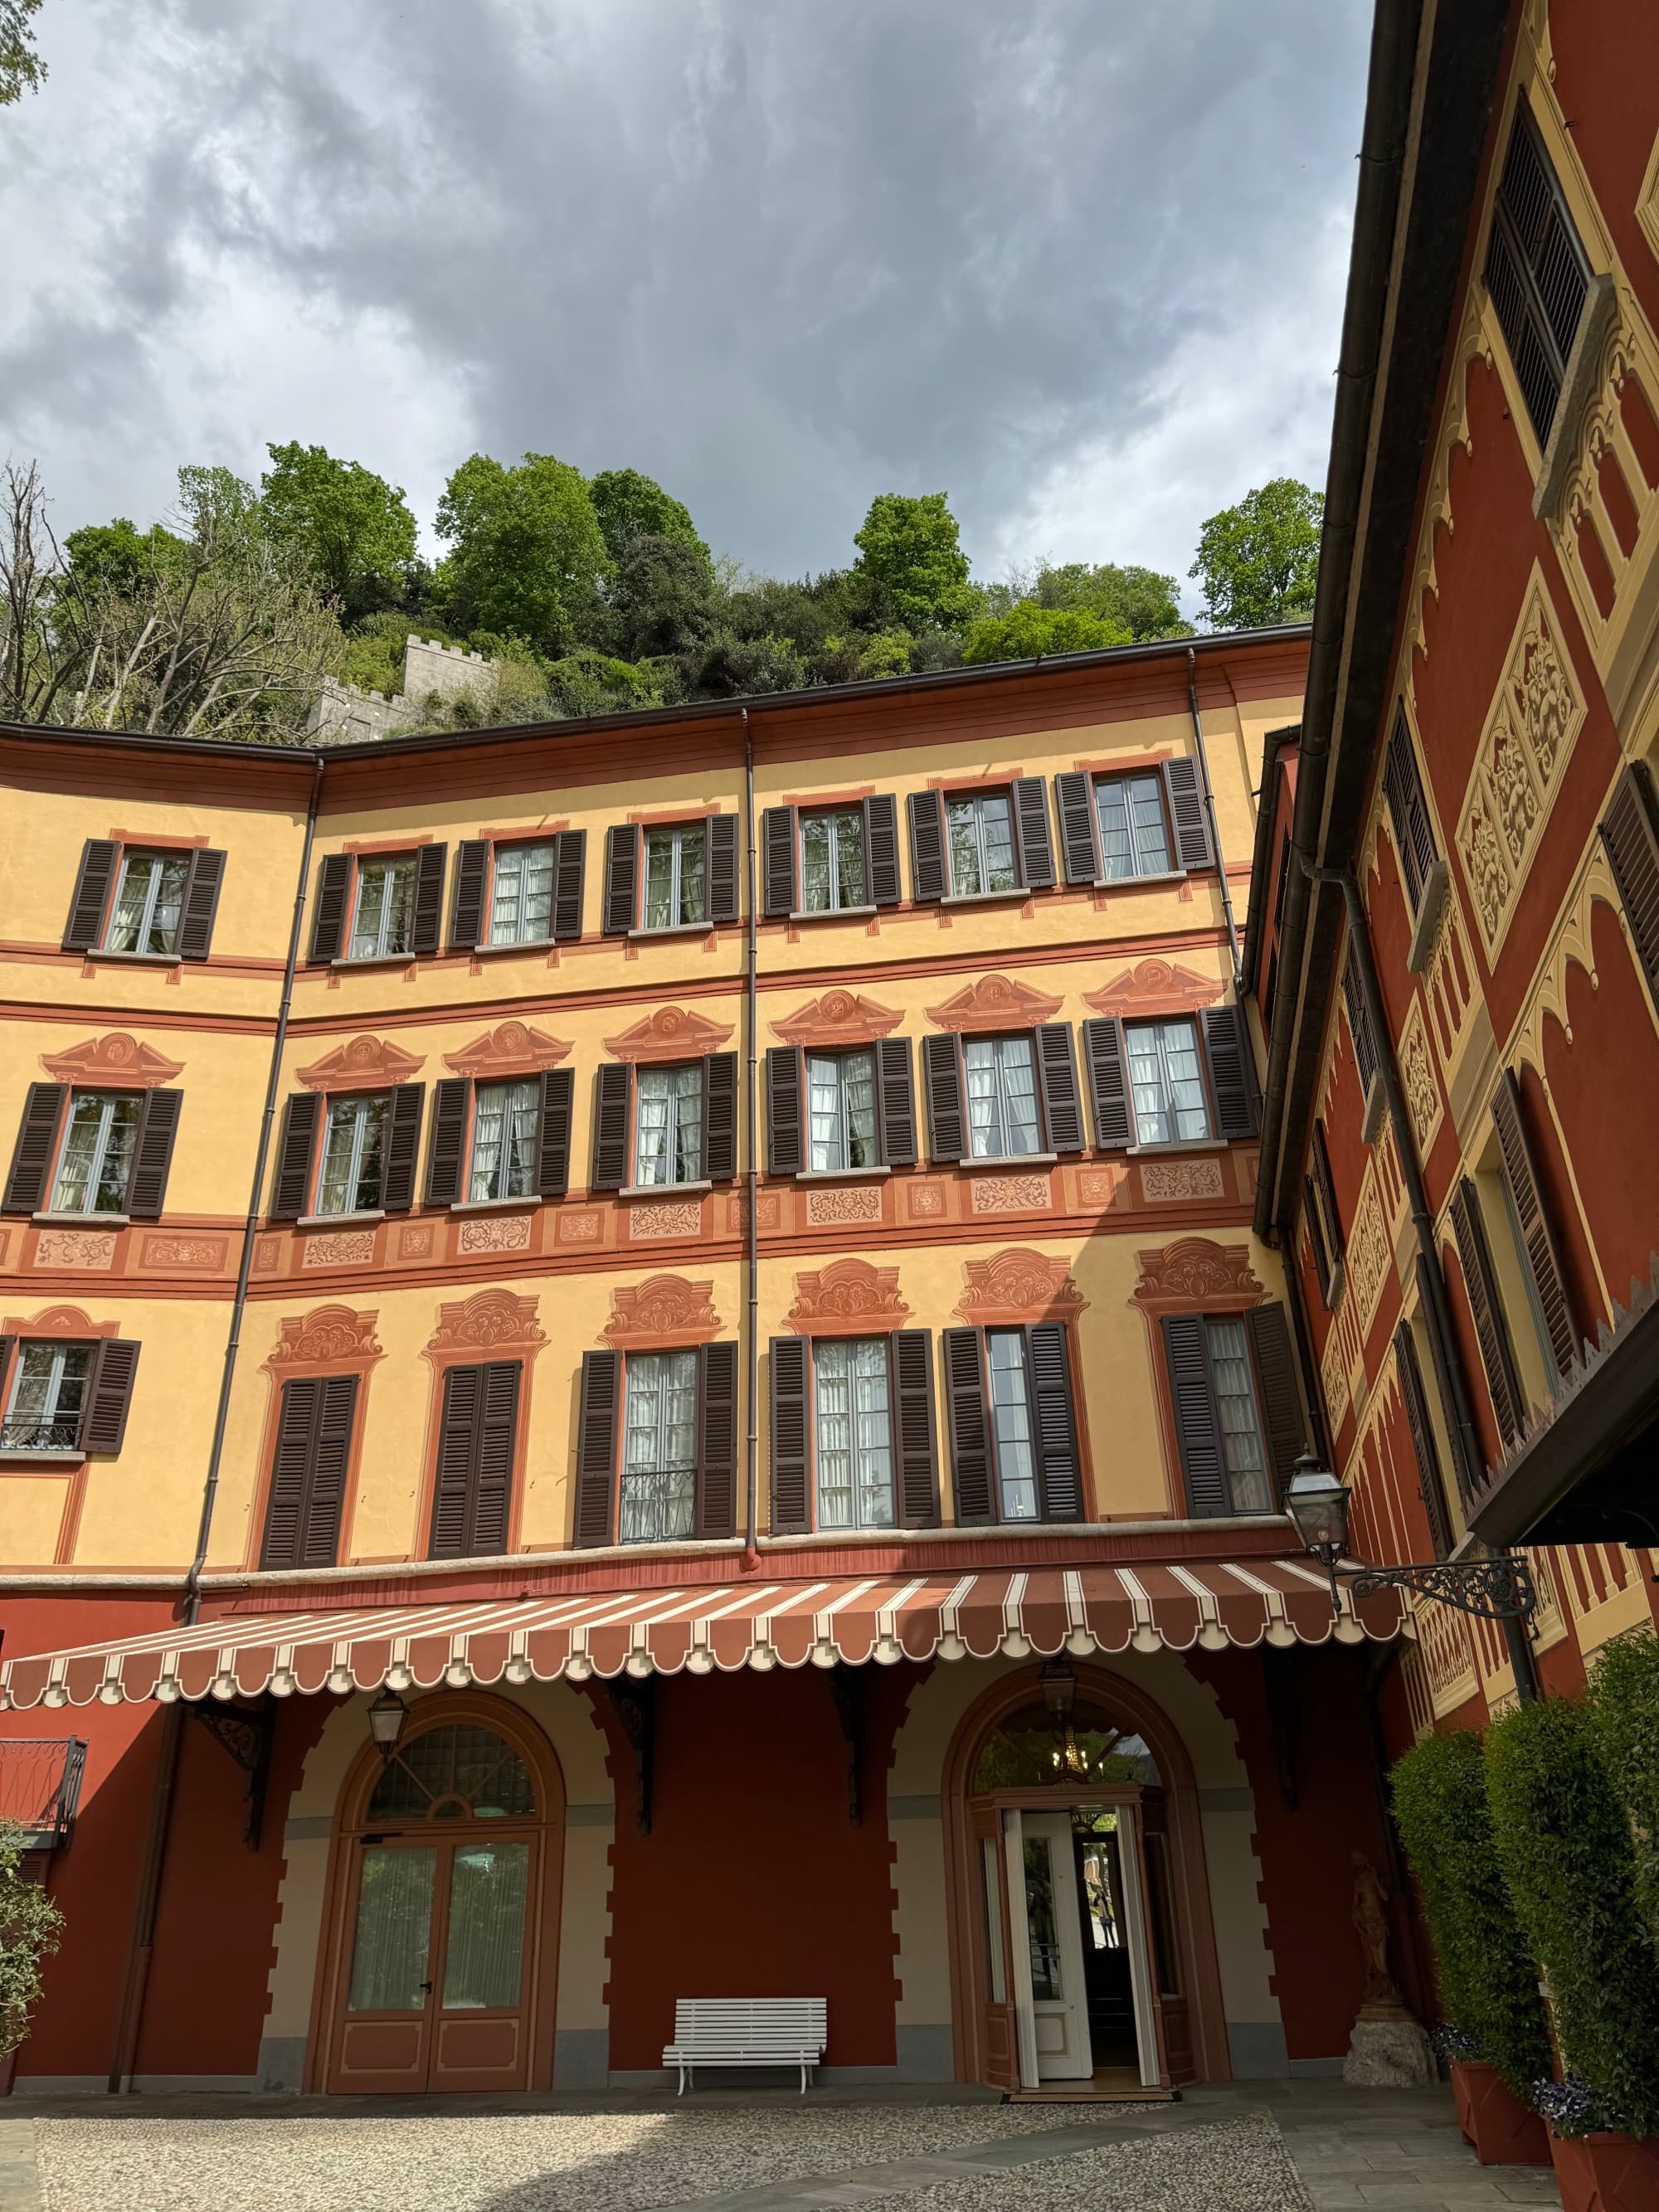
[1186,646,1242,994]
[741,708,760,1566]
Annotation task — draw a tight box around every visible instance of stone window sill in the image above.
[470,937,557,958]
[0,1447,85,1464]
[1092,870,1186,891]
[450,1197,538,1215]
[33,1212,129,1228]
[959,1152,1058,1171]
[787,905,876,924]
[333,952,417,970]
[941,887,1028,907]
[1405,859,1450,976]
[1126,1138,1228,1156]
[295,1210,385,1231]
[90,949,181,966]
[795,1167,891,1183]
[620,1181,713,1199]
[628,921,714,940]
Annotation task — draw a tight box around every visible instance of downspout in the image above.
[1186,646,1242,994]
[740,707,760,1568]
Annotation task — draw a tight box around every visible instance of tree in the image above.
[260,442,418,619]
[961,601,1131,665]
[1189,478,1323,630]
[0,1821,63,2059]
[1034,561,1191,641]
[61,517,187,598]
[611,533,720,661]
[588,468,710,573]
[434,452,610,657]
[853,492,980,632]
[0,0,45,105]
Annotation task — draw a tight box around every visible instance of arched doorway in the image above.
[314,1696,564,2093]
[943,1667,1227,2093]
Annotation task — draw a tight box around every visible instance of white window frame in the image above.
[1124,1017,1211,1145]
[51,1091,141,1215]
[348,855,418,960]
[985,1328,1039,1523]
[806,1049,878,1172]
[633,1062,704,1188]
[963,1034,1043,1159]
[1203,1316,1272,1514]
[800,808,867,913]
[105,849,187,955]
[812,1336,895,1530]
[620,1349,698,1544]
[1093,771,1174,881]
[488,839,557,946]
[946,790,1019,897]
[317,1092,392,1215]
[2,1341,93,1453]
[468,1078,539,1202]
[642,823,708,929]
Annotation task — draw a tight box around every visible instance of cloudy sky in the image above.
[1,0,1370,608]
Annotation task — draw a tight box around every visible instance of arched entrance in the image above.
[943,1667,1227,2093]
[314,1695,565,2093]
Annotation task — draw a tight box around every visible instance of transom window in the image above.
[318,1093,391,1214]
[813,1338,893,1529]
[1125,1018,1209,1145]
[366,1723,537,1825]
[635,1063,703,1186]
[1094,772,1173,880]
[807,1050,878,1172]
[946,792,1018,897]
[987,1330,1039,1522]
[621,1350,698,1544]
[488,841,557,946]
[469,1079,538,1202]
[2,1342,91,1452]
[643,824,707,929]
[964,1035,1042,1158]
[800,809,865,912]
[973,1700,1161,1792]
[349,856,418,960]
[52,1092,140,1214]
[1204,1317,1272,1513]
[105,851,187,955]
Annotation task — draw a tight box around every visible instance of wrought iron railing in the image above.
[0,1415,84,1451]
[0,1737,87,1850]
[620,1465,696,1545]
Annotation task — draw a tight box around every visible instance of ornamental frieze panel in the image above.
[442,1021,571,1078]
[601,1005,735,1062]
[1397,997,1443,1156]
[1129,1237,1263,1315]
[263,1302,384,1371]
[601,1275,722,1347]
[771,990,902,1046]
[955,1247,1087,1326]
[1083,959,1223,1018]
[40,1033,184,1088]
[925,973,1063,1031]
[1347,1166,1394,1339]
[424,1286,545,1363]
[786,1258,908,1335]
[295,1035,426,1092]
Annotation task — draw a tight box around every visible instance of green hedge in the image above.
[1486,1694,1659,2137]
[1588,1630,1659,1941]
[1390,1729,1550,2098]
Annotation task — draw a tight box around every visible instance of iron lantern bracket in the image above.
[1315,1547,1538,1625]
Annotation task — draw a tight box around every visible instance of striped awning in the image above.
[0,1561,1404,1711]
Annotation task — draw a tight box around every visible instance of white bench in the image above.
[664,1997,828,2093]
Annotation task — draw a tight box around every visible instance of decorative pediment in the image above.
[1,1304,115,1340]
[601,1276,722,1347]
[954,1249,1087,1325]
[601,1006,735,1063]
[264,1303,384,1369]
[295,1035,426,1092]
[925,974,1063,1032]
[40,1033,184,1089]
[1131,1237,1264,1313]
[786,1258,908,1335]
[1084,959,1224,1017]
[442,1022,571,1079]
[426,1286,546,1360]
[771,990,903,1048]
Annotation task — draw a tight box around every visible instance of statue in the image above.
[1350,1850,1403,2013]
[1341,1848,1433,2088]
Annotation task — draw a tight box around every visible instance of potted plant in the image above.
[1588,1630,1659,1940]
[1391,1731,1550,2165]
[1533,2075,1659,2212]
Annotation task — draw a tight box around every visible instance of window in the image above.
[2,1343,91,1451]
[946,792,1019,897]
[986,1330,1039,1522]
[800,809,867,912]
[105,851,187,955]
[1383,711,1439,917]
[1483,107,1591,446]
[349,857,418,960]
[813,1338,895,1529]
[1203,1318,1272,1513]
[51,1092,141,1214]
[1160,1306,1295,1517]
[643,824,707,929]
[317,1094,391,1214]
[469,1080,539,1203]
[964,1036,1042,1158]
[1094,773,1174,880]
[487,841,557,946]
[635,1064,704,1187]
[620,1349,698,1543]
[807,1050,878,1172]
[1125,1018,1209,1144]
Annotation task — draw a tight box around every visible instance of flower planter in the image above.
[1449,2059,1550,2165]
[1547,2127,1659,2212]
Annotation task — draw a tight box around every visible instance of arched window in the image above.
[366,1722,537,1824]
[971,1699,1160,1792]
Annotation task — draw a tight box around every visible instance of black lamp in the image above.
[367,1686,406,1758]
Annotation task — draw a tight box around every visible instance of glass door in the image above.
[429,1838,533,2090]
[1004,1811,1092,2083]
[333,1841,441,2092]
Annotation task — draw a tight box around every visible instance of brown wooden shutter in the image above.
[1244,1303,1304,1503]
[0,1338,12,1408]
[1383,707,1438,912]
[707,813,739,924]
[1034,1023,1083,1154]
[695,1340,739,1539]
[1342,954,1378,1096]
[260,1376,321,1569]
[426,1078,470,1206]
[922,1033,966,1163]
[62,839,120,953]
[300,1373,357,1566]
[271,1091,321,1221]
[382,1084,424,1213]
[602,824,639,935]
[1303,1176,1334,1307]
[409,844,446,956]
[1028,1323,1082,1522]
[430,1360,520,1559]
[891,1329,939,1529]
[552,829,586,941]
[907,790,947,902]
[4,1084,66,1213]
[574,1349,620,1547]
[1054,771,1099,885]
[943,1327,993,1525]
[430,1362,483,1558]
[1082,1018,1132,1148]
[128,1089,182,1218]
[763,807,797,916]
[703,1053,737,1183]
[1161,1314,1228,1516]
[1164,757,1213,870]
[1012,777,1055,890]
[308,853,352,962]
[590,1063,632,1192]
[1310,1118,1345,1258]
[82,1338,141,1454]
[875,1037,917,1167]
[1598,761,1659,1017]
[766,1046,804,1174]
[177,848,226,960]
[767,1336,810,1534]
[1448,1179,1525,1450]
[537,1067,574,1198]
[1491,1071,1578,1378]
[1394,1316,1452,1558]
[1416,1252,1480,1500]
[1203,1004,1257,1139]
[450,841,489,950]
[864,795,901,907]
[470,1359,521,1557]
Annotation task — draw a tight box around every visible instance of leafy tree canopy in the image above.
[1189,477,1323,631]
[961,601,1131,666]
[853,492,979,633]
[0,0,45,105]
[261,440,418,618]
[611,532,720,661]
[61,517,187,597]
[434,451,610,657]
[588,468,710,572]
[1032,561,1190,641]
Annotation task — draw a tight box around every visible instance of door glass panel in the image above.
[1023,1836,1063,2000]
[980,1835,1008,2004]
[1078,1821,1124,1951]
[442,1842,529,2010]
[348,1846,436,2011]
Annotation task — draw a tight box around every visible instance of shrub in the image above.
[1390,1730,1550,2098]
[0,1820,63,2059]
[1588,1629,1659,1940]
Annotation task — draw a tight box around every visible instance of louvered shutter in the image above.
[1012,777,1055,890]
[1448,1179,1525,1450]
[1028,1323,1082,1522]
[891,1330,939,1529]
[4,1084,66,1213]
[1491,1071,1578,1378]
[864,795,901,907]
[260,1376,320,1570]
[943,1328,993,1525]
[1203,1004,1257,1139]
[1342,955,1378,1096]
[409,844,446,956]
[308,853,352,962]
[603,824,639,935]
[271,1091,321,1221]
[430,1362,484,1558]
[766,1046,804,1175]
[695,1340,739,1539]
[763,807,797,917]
[177,848,226,960]
[907,790,947,902]
[0,1338,12,1407]
[1164,757,1213,870]
[767,1336,810,1534]
[1394,1317,1452,1558]
[536,1067,574,1198]
[1304,1177,1334,1307]
[1244,1303,1303,1503]
[922,1033,966,1164]
[1055,771,1099,884]
[450,841,489,950]
[703,1053,737,1183]
[707,814,739,924]
[1161,1315,1228,1516]
[590,1063,632,1192]
[574,1349,620,1546]
[1034,1023,1083,1154]
[300,1373,357,1567]
[430,1361,520,1559]
[1416,1252,1481,1500]
[1082,1018,1132,1149]
[469,1359,520,1556]
[128,1089,182,1218]
[552,829,586,941]
[1311,1119,1345,1258]
[81,1338,141,1455]
[1384,709,1438,913]
[875,1037,917,1167]
[1599,762,1659,1017]
[426,1078,470,1206]
[63,840,120,953]
[382,1084,424,1213]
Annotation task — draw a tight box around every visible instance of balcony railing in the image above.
[620,1465,696,1546]
[0,1415,84,1452]
[0,1737,87,1850]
